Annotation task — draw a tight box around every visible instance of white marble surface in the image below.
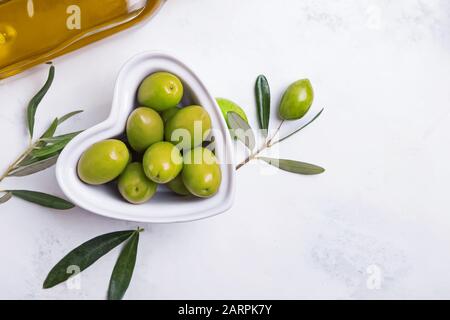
[0,0,450,299]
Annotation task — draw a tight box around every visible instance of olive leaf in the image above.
[258,157,325,175]
[108,231,140,300]
[227,112,256,150]
[40,118,59,140]
[40,131,83,143]
[15,108,83,169]
[255,75,270,133]
[8,190,74,210]
[17,130,82,169]
[16,151,58,168]
[273,108,324,146]
[7,154,59,177]
[0,192,12,204]
[57,110,83,125]
[27,64,55,139]
[39,110,83,141]
[43,230,136,289]
[33,117,60,151]
[31,138,73,158]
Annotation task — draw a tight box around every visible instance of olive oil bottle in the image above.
[0,0,164,79]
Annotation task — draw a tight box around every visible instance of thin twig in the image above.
[236,121,285,170]
[267,120,284,147]
[0,142,36,182]
[235,108,324,170]
[137,227,145,233]
[235,142,268,170]
[270,108,324,147]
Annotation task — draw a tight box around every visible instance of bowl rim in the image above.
[55,51,236,223]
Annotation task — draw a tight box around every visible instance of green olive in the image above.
[160,107,180,123]
[279,79,314,120]
[77,139,130,185]
[126,107,164,152]
[165,105,211,150]
[182,147,222,198]
[166,173,190,196]
[118,162,157,204]
[142,141,183,184]
[216,97,248,128]
[137,72,183,112]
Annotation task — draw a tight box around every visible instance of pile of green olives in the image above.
[77,72,222,204]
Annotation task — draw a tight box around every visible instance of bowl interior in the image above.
[56,52,235,223]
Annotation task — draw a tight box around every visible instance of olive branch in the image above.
[0,63,83,209]
[228,75,325,175]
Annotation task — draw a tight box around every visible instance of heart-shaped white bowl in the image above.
[56,52,235,223]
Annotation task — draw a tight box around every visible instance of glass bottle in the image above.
[0,0,165,79]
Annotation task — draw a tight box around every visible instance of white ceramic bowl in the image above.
[56,52,235,223]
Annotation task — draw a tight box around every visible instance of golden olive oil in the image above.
[0,0,163,79]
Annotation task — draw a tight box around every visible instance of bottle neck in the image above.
[127,0,147,12]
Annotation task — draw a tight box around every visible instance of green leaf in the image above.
[0,192,12,204]
[275,108,324,145]
[31,138,71,158]
[255,75,270,133]
[258,157,325,175]
[227,112,256,150]
[19,130,81,168]
[40,131,82,143]
[36,110,83,147]
[108,231,140,300]
[27,65,55,138]
[43,230,136,289]
[33,117,59,151]
[40,118,59,140]
[16,151,59,168]
[58,110,83,125]
[8,154,59,177]
[9,190,74,210]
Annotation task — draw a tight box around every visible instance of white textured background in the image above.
[0,0,450,299]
